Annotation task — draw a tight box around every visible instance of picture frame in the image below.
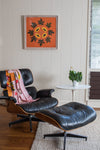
[24,15,58,49]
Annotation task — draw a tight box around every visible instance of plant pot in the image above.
[73,81,79,87]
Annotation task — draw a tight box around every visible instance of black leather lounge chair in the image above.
[0,68,96,150]
[0,68,58,132]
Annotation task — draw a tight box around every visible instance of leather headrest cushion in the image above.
[0,71,7,88]
[0,68,33,88]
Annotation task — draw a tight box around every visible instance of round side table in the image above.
[56,84,91,103]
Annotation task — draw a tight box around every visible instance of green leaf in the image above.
[46,23,52,28]
[38,18,44,25]
[48,30,54,35]
[31,36,37,42]
[28,30,34,36]
[31,22,37,28]
[69,70,82,82]
[46,36,51,43]
[38,39,45,46]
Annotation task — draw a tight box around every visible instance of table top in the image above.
[56,84,91,90]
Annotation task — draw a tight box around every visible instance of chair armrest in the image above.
[37,89,55,98]
[0,96,17,103]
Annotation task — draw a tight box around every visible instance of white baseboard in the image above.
[87,99,100,108]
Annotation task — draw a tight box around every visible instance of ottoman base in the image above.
[44,131,87,150]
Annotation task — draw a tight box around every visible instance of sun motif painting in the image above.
[24,16,58,49]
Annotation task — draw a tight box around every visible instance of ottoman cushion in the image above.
[35,102,96,131]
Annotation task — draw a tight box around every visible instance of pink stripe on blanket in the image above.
[8,70,39,104]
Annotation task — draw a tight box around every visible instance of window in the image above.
[89,0,100,105]
[90,0,100,69]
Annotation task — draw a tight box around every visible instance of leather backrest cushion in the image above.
[0,68,33,88]
[19,69,33,86]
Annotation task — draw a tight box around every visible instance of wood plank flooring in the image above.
[0,105,38,150]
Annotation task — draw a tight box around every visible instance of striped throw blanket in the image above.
[4,69,39,104]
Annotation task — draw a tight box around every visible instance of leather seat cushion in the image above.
[36,102,96,131]
[18,97,58,113]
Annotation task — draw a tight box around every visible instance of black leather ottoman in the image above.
[35,102,96,150]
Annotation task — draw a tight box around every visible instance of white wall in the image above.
[0,0,88,105]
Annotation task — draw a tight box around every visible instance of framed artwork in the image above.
[24,15,58,49]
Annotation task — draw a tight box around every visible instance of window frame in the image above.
[86,0,100,108]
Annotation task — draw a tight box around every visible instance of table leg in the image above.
[72,90,75,102]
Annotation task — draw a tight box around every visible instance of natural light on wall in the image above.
[90,0,100,69]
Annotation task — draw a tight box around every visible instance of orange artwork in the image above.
[24,16,58,49]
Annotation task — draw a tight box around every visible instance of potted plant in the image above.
[69,70,82,86]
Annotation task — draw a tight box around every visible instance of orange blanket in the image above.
[4,70,39,104]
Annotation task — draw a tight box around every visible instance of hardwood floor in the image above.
[0,105,38,150]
